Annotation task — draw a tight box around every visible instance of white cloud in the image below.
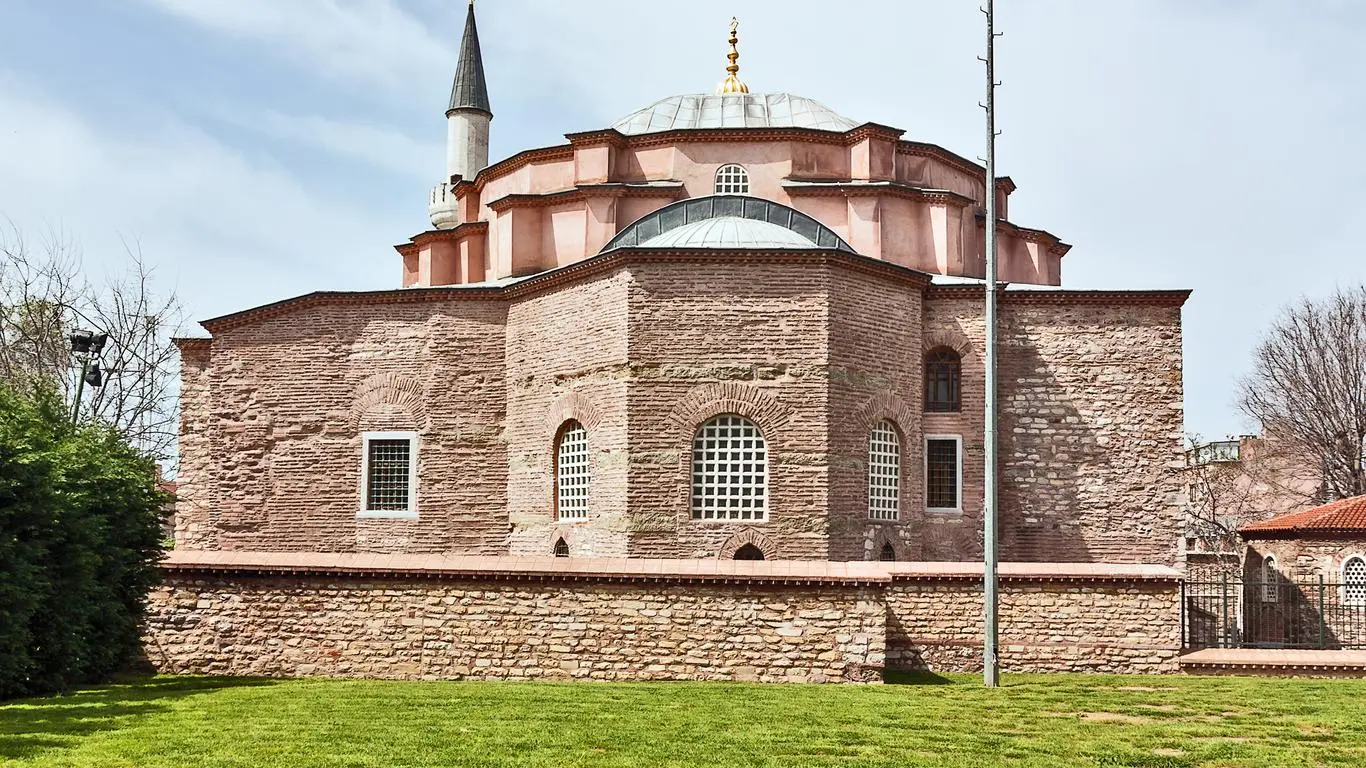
[220,109,441,179]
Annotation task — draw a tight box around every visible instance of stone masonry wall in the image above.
[143,561,1181,681]
[884,578,1181,674]
[146,574,886,683]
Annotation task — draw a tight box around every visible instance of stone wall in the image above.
[142,554,1181,681]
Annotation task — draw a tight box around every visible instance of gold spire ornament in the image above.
[715,17,749,95]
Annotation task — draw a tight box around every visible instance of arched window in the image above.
[714,164,750,195]
[1261,555,1279,603]
[733,544,765,560]
[879,542,897,562]
[555,421,590,520]
[553,538,570,558]
[692,414,767,521]
[868,420,901,520]
[925,348,962,412]
[1344,557,1366,606]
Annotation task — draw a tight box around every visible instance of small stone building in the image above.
[170,6,1188,567]
[1241,494,1366,589]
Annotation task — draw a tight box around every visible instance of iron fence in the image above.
[1182,577,1366,650]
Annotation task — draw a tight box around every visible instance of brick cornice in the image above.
[172,337,212,351]
[397,221,489,256]
[926,285,1191,308]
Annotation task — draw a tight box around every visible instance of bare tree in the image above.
[0,224,184,460]
[1240,285,1366,501]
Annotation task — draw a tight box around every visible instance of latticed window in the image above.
[1261,555,1279,603]
[714,164,750,195]
[361,432,417,515]
[555,421,590,520]
[925,437,961,511]
[1344,557,1366,606]
[868,421,901,520]
[553,538,570,558]
[692,414,766,521]
[924,348,962,412]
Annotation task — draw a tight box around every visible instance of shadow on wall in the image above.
[0,676,276,762]
[998,313,1095,564]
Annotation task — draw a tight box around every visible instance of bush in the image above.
[0,383,165,699]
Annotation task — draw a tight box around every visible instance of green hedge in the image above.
[0,384,165,699]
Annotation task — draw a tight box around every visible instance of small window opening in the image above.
[714,164,750,195]
[733,543,766,561]
[553,538,570,558]
[879,542,897,562]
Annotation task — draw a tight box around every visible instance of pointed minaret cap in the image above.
[715,17,749,95]
[448,0,491,115]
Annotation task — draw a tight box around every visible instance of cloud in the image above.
[0,73,412,325]
[218,109,441,180]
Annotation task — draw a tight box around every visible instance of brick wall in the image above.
[142,555,1181,681]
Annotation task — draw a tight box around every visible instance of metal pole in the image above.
[71,355,89,425]
[1318,574,1326,649]
[981,0,1001,688]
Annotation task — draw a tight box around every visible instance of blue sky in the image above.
[1,0,1363,439]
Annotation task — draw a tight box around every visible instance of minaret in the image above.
[446,0,491,184]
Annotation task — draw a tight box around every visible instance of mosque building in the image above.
[172,3,1188,566]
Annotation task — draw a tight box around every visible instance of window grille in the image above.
[363,435,415,513]
[1261,556,1278,603]
[924,348,962,412]
[925,437,960,511]
[879,542,896,562]
[1345,557,1366,606]
[691,414,766,521]
[714,164,750,195]
[868,421,901,520]
[556,421,590,520]
[553,538,570,558]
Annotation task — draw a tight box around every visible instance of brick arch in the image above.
[717,528,779,560]
[544,390,605,439]
[923,330,975,362]
[853,392,917,436]
[664,383,792,438]
[350,372,426,430]
[869,530,900,561]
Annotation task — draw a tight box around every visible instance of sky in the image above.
[1,0,1363,440]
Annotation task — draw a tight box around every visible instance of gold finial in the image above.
[716,16,749,95]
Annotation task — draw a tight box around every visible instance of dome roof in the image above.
[611,93,859,136]
[602,195,855,254]
[639,216,820,250]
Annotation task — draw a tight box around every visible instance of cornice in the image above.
[896,140,987,181]
[396,221,490,256]
[172,337,212,351]
[486,183,685,213]
[926,284,1192,308]
[782,180,975,207]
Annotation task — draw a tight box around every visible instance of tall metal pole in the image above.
[71,355,89,425]
[981,0,1001,688]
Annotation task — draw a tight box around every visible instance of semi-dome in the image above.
[639,217,820,250]
[602,195,856,254]
[611,93,860,136]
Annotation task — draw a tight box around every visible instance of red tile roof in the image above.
[1240,494,1366,537]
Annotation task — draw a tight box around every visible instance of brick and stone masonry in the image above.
[144,553,1182,682]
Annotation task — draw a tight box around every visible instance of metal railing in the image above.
[1182,577,1366,650]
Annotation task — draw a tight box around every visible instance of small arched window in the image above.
[1344,556,1366,606]
[925,348,962,412]
[879,542,897,562]
[692,414,767,521]
[868,420,901,520]
[555,420,590,521]
[553,538,570,557]
[714,164,750,195]
[1261,555,1279,603]
[733,544,766,560]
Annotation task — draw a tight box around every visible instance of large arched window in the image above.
[924,348,962,412]
[868,420,901,520]
[1261,555,1279,603]
[555,420,590,520]
[692,414,767,521]
[714,164,750,195]
[1344,556,1366,606]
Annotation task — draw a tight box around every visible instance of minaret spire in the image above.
[715,17,749,95]
[448,0,491,115]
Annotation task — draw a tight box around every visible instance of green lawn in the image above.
[3,673,1366,767]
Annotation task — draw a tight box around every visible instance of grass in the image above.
[3,673,1366,767]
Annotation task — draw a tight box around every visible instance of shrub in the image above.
[0,383,165,699]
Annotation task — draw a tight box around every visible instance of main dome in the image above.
[611,93,860,135]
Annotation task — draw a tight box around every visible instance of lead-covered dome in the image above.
[611,93,859,136]
[602,195,855,254]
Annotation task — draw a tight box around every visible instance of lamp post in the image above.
[69,329,108,424]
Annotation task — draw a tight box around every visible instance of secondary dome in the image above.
[611,93,860,136]
[639,217,820,250]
